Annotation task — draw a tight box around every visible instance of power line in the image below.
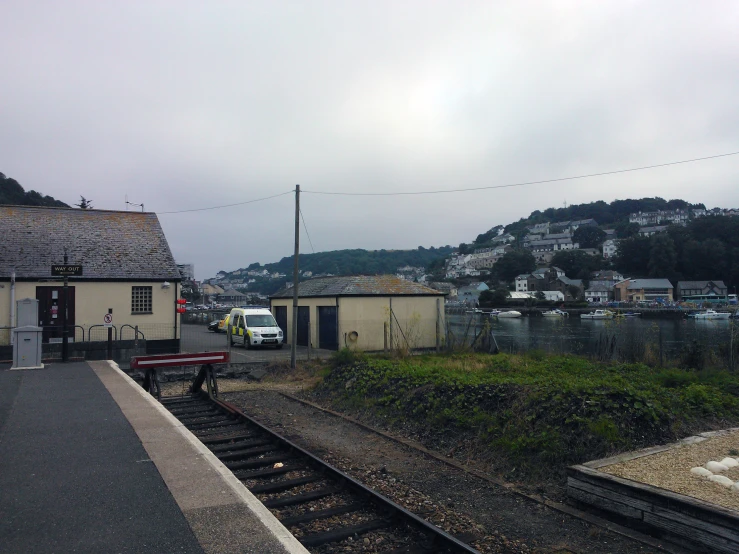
[299,207,315,253]
[157,190,293,214]
[302,151,739,197]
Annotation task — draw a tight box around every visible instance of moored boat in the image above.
[690,309,731,320]
[494,310,522,318]
[580,309,615,319]
[542,309,568,317]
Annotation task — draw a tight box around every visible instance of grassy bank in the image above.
[309,351,739,484]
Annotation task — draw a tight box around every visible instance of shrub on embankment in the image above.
[310,351,739,481]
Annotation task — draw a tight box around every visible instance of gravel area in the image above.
[600,429,739,511]
[207,384,668,554]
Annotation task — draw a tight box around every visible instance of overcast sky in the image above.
[2,1,738,279]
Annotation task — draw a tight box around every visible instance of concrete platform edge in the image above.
[93,360,309,554]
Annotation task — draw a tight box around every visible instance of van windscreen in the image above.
[246,314,278,327]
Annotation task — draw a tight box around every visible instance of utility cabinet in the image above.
[12,298,43,369]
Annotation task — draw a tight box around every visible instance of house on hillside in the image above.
[428,282,458,299]
[585,284,613,303]
[218,288,248,304]
[614,279,674,302]
[638,225,668,237]
[676,281,728,302]
[458,282,490,306]
[602,239,618,258]
[269,276,445,351]
[0,205,182,356]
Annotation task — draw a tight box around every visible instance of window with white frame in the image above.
[131,286,153,313]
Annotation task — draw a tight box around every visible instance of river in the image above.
[446,313,737,363]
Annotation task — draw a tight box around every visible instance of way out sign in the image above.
[104,313,113,328]
[51,265,83,276]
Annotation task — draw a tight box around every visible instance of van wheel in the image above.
[229,335,235,346]
[245,337,252,349]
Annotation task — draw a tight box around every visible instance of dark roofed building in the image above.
[0,206,182,354]
[676,281,728,301]
[270,276,444,352]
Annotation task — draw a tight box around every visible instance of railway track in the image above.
[161,392,480,553]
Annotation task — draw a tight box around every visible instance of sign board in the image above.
[103,313,113,327]
[51,265,83,276]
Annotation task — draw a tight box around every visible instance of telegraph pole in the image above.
[291,185,300,369]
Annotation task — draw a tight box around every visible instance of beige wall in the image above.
[0,280,180,344]
[270,295,444,352]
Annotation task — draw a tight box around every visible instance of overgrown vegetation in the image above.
[311,351,739,484]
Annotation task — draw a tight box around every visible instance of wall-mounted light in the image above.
[162,281,171,289]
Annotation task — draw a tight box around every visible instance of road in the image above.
[180,323,334,362]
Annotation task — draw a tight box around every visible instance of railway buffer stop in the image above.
[129,351,229,399]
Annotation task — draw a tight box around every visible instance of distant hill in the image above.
[0,172,69,208]
[220,246,455,289]
[473,197,705,244]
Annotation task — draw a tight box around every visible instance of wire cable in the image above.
[299,207,315,253]
[157,190,294,214]
[302,151,739,196]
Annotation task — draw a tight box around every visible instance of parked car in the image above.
[207,314,229,333]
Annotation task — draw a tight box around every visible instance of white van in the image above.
[228,307,284,349]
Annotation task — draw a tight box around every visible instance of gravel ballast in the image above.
[209,385,667,553]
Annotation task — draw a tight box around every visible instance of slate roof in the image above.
[586,284,613,292]
[0,206,181,280]
[676,281,727,292]
[626,279,673,290]
[270,275,444,298]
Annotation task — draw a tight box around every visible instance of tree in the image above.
[551,250,601,280]
[492,250,536,282]
[573,226,606,249]
[614,235,652,276]
[615,221,640,239]
[648,234,677,279]
[682,239,727,281]
[76,196,93,209]
[489,288,510,306]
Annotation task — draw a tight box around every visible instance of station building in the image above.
[0,206,182,358]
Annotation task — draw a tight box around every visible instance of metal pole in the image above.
[62,249,69,362]
[107,308,113,360]
[436,298,441,353]
[290,185,300,369]
[389,298,393,352]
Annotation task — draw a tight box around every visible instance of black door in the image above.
[36,286,76,343]
[296,306,310,347]
[273,306,288,344]
[318,306,338,350]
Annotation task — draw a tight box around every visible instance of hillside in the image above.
[219,246,455,294]
[0,172,69,208]
[474,197,705,244]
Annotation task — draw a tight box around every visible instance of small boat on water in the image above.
[688,309,731,320]
[465,308,485,314]
[542,309,568,317]
[623,312,641,317]
[492,310,522,318]
[581,309,615,320]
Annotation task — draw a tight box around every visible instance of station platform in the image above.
[0,361,308,554]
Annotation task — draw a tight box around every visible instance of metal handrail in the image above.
[73,325,85,342]
[119,324,145,341]
[88,324,117,341]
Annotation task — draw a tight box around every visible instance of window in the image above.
[131,286,153,313]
